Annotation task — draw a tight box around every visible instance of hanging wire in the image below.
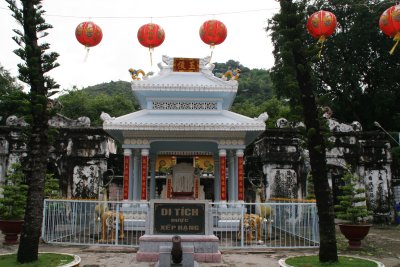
[0,6,279,19]
[1,2,399,19]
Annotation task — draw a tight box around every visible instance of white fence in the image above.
[42,199,319,249]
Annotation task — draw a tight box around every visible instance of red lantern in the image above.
[199,20,227,46]
[306,10,337,57]
[379,4,400,55]
[137,23,165,65]
[75,21,103,48]
[199,20,227,61]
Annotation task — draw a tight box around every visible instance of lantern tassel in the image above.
[149,48,153,66]
[209,45,215,63]
[317,35,326,59]
[389,33,400,55]
[83,47,90,62]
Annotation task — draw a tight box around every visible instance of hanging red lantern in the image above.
[199,20,227,61]
[306,10,337,57]
[379,4,400,55]
[199,20,227,46]
[137,23,165,65]
[75,21,103,48]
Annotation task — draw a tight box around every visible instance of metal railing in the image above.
[210,202,319,249]
[41,199,148,247]
[42,199,319,249]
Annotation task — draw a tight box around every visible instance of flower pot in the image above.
[338,223,371,248]
[0,219,24,245]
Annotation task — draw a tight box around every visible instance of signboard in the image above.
[153,202,206,235]
[173,58,200,72]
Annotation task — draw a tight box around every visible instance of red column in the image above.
[219,149,227,201]
[237,150,244,201]
[123,149,131,200]
[140,149,149,201]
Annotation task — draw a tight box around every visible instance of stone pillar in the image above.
[133,149,140,201]
[236,149,244,201]
[229,151,235,202]
[150,154,156,199]
[141,149,149,201]
[214,156,220,202]
[219,149,227,202]
[123,149,131,200]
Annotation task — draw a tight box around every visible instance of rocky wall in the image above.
[247,118,393,219]
[0,114,116,199]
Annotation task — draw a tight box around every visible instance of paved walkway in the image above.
[1,225,400,267]
[0,243,398,267]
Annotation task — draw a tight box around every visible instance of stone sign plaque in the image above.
[153,202,206,235]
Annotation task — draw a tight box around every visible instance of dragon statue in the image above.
[129,68,146,80]
[222,68,241,81]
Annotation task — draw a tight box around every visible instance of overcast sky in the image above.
[0,0,280,91]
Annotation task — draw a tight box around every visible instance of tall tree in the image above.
[311,0,400,130]
[0,65,29,122]
[0,65,23,94]
[6,0,59,263]
[269,0,338,262]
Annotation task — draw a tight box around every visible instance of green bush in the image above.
[0,163,28,220]
[334,169,370,224]
[45,173,61,198]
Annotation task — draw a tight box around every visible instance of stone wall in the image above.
[247,118,394,219]
[0,114,116,198]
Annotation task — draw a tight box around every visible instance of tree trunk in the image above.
[277,0,338,262]
[17,0,49,263]
[291,26,338,265]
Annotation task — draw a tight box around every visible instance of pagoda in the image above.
[103,55,267,203]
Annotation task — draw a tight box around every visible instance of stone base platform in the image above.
[136,235,221,263]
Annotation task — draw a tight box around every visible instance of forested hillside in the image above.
[57,81,138,126]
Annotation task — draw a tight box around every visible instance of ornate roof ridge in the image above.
[130,55,238,89]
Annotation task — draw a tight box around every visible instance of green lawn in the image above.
[0,253,75,267]
[285,255,378,267]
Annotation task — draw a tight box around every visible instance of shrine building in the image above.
[103,56,267,203]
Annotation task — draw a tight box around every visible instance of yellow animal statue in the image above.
[94,172,125,242]
[237,182,272,244]
[129,68,146,80]
[255,185,272,220]
[95,179,112,221]
[99,211,125,243]
[237,213,264,245]
[222,68,241,81]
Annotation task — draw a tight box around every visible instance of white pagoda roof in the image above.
[103,55,267,147]
[131,55,238,110]
[104,109,265,131]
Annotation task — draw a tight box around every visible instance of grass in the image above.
[285,255,378,267]
[0,253,75,267]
